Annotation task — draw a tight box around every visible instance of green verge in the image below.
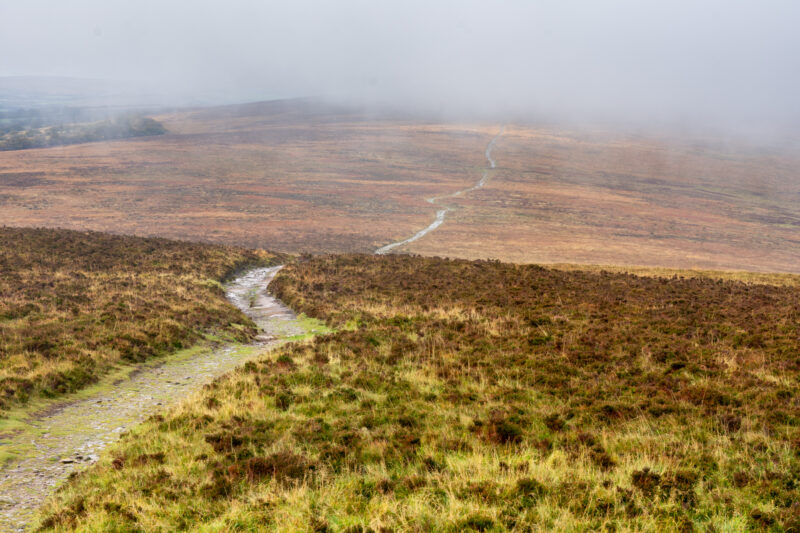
[0,340,237,468]
[36,254,800,532]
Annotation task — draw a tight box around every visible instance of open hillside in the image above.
[36,254,800,532]
[0,226,282,414]
[0,100,798,271]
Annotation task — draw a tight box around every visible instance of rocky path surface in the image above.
[375,126,504,254]
[0,266,300,532]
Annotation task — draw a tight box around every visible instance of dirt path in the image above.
[0,266,302,532]
[375,126,504,254]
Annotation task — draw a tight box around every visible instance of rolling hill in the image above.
[0,100,798,271]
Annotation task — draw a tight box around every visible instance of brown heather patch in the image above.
[37,254,800,531]
[0,226,284,413]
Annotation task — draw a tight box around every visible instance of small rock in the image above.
[60,458,74,464]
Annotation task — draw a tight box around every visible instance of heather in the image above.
[38,254,800,531]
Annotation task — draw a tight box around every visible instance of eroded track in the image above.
[0,267,300,532]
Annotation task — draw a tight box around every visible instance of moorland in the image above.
[35,254,800,532]
[0,100,799,271]
[1,96,799,532]
[0,226,281,414]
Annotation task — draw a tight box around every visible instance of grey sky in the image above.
[1,0,799,130]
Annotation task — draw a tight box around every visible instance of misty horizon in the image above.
[2,1,799,138]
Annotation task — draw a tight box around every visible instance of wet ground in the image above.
[0,266,301,532]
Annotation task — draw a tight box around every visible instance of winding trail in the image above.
[0,267,302,532]
[0,126,505,531]
[375,126,504,254]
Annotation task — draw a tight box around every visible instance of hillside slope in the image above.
[37,255,800,532]
[0,226,282,413]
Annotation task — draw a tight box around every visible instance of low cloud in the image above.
[1,0,798,135]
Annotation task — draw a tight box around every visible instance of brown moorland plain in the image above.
[0,100,494,254]
[406,126,800,272]
[0,99,798,271]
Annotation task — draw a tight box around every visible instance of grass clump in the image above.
[0,226,284,413]
[37,254,800,531]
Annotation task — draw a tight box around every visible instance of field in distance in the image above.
[0,99,799,271]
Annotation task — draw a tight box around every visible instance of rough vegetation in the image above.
[0,115,166,151]
[3,100,799,272]
[37,254,800,531]
[0,226,282,413]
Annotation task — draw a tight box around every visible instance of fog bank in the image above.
[1,1,798,135]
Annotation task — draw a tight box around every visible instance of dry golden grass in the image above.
[548,263,800,287]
